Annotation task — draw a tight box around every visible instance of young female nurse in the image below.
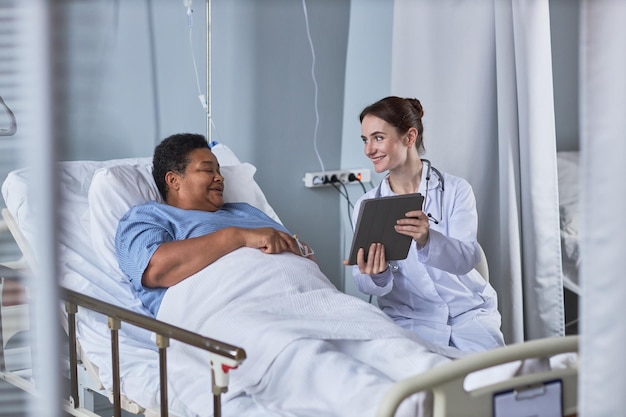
[346,96,505,353]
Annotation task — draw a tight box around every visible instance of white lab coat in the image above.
[351,165,505,353]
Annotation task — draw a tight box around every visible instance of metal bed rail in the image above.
[61,287,247,417]
[376,335,579,417]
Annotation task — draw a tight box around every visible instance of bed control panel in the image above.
[493,379,563,417]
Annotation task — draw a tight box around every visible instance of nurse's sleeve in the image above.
[352,266,394,297]
[417,178,480,275]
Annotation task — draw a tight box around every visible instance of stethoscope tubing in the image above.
[373,159,444,224]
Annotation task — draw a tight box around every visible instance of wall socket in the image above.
[303,168,371,188]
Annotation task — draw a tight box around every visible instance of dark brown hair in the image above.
[359,96,425,154]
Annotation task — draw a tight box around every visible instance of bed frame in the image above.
[61,287,246,417]
[1,209,245,417]
[376,334,578,417]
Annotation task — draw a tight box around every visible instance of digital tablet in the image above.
[347,193,424,265]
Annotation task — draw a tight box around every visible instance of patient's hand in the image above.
[242,227,299,255]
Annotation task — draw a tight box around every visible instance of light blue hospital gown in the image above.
[115,200,290,315]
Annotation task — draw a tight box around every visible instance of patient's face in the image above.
[171,148,225,212]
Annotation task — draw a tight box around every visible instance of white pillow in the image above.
[210,142,241,166]
[88,160,281,280]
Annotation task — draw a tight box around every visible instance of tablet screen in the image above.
[347,193,424,265]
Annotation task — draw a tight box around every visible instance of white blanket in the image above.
[157,247,461,416]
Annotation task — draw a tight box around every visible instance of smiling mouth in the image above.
[370,155,385,163]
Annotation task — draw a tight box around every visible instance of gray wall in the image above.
[339,0,394,299]
[550,0,580,151]
[212,0,351,287]
[53,0,579,292]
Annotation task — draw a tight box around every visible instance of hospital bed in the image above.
[0,143,579,417]
[0,143,258,417]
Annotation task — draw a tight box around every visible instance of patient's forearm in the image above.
[143,227,244,288]
[142,226,298,288]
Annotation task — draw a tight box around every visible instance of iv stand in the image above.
[206,0,212,143]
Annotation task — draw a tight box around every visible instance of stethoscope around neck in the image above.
[373,158,445,225]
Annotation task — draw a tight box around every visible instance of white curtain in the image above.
[579,1,626,415]
[391,0,563,342]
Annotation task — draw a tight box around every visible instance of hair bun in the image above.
[407,98,424,118]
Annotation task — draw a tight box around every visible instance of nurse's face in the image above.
[360,114,412,174]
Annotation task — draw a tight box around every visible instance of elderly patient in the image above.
[115,133,458,417]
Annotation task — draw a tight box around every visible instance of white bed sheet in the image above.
[157,247,463,416]
[155,247,576,416]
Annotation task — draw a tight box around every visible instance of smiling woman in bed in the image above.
[116,133,312,315]
[115,133,463,417]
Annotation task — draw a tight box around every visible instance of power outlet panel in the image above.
[303,168,371,188]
